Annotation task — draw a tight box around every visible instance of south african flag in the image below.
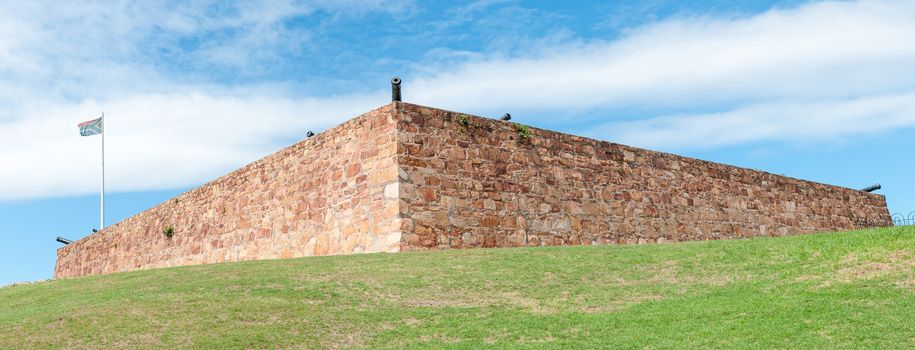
[78,117,104,136]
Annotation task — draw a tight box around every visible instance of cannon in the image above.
[860,183,881,193]
[56,237,73,245]
[391,77,402,102]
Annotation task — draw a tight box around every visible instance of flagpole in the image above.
[101,112,105,230]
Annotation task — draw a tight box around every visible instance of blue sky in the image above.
[2,0,914,285]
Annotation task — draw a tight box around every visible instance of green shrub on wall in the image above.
[514,123,533,140]
[457,114,470,127]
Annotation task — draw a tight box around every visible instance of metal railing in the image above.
[892,212,915,226]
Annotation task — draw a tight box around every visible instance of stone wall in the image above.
[55,105,403,278]
[56,102,892,278]
[395,103,892,250]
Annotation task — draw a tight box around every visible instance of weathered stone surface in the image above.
[55,102,892,278]
[394,102,892,250]
[55,104,402,278]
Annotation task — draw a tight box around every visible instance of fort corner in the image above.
[55,102,892,278]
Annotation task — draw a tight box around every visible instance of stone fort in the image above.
[55,102,892,277]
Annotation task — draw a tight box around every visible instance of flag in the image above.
[78,117,104,136]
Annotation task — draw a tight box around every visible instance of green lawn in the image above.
[2,227,914,349]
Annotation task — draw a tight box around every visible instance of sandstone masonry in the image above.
[56,105,402,277]
[395,104,891,249]
[55,102,892,278]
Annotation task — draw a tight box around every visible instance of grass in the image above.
[1,226,914,349]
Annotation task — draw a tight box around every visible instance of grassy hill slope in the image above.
[2,227,914,349]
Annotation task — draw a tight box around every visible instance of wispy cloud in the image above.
[0,91,383,200]
[1,0,914,200]
[408,1,915,112]
[600,92,915,149]
[0,0,414,117]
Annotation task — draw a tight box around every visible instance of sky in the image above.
[2,0,914,285]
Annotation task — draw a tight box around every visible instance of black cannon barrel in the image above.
[860,183,881,193]
[391,77,402,102]
[56,237,73,245]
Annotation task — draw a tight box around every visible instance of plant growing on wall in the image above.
[163,226,175,239]
[514,123,533,140]
[457,114,470,127]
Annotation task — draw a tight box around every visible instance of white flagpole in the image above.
[101,112,105,230]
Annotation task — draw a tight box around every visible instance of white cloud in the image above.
[0,91,382,200]
[407,0,915,112]
[0,0,413,118]
[0,0,398,200]
[1,0,914,200]
[598,91,915,150]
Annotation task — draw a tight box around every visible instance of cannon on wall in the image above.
[391,77,402,102]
